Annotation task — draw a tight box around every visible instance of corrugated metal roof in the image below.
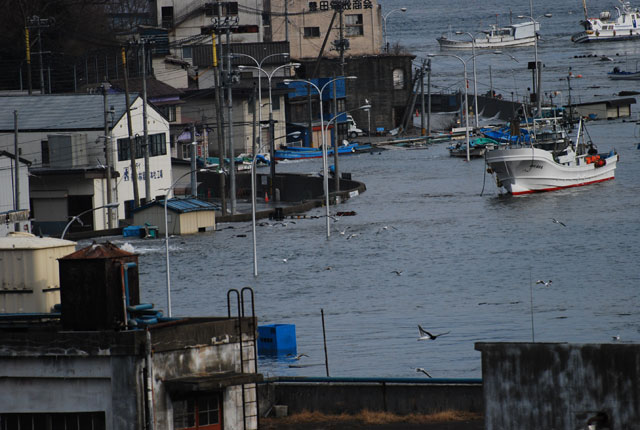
[0,93,138,132]
[133,198,218,214]
[0,232,76,250]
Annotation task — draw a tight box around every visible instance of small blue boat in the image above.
[481,125,531,144]
[274,143,359,160]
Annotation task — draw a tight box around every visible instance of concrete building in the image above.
[570,98,636,120]
[476,342,639,430]
[132,198,216,235]
[0,242,261,430]
[0,94,172,233]
[0,150,31,236]
[267,0,383,58]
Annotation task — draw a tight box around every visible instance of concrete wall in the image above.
[476,342,640,430]
[259,379,483,416]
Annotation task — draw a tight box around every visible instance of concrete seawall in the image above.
[258,377,483,417]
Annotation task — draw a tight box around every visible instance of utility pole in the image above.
[141,40,151,203]
[102,82,114,229]
[27,16,51,94]
[191,123,197,197]
[332,78,340,192]
[122,46,140,208]
[284,0,289,42]
[427,59,432,136]
[225,26,237,213]
[13,111,19,213]
[25,28,32,95]
[212,32,227,214]
[420,63,425,136]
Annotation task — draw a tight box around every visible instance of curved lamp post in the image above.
[283,76,357,238]
[455,31,479,129]
[238,61,301,199]
[61,202,120,239]
[250,131,301,277]
[383,7,407,53]
[517,13,552,116]
[428,51,518,161]
[163,167,210,317]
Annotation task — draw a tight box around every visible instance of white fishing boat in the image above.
[571,0,640,43]
[485,120,618,195]
[437,21,539,50]
[607,66,640,79]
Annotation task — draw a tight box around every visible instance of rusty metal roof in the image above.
[60,242,135,259]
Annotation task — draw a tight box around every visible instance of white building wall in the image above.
[110,97,172,220]
[0,156,29,213]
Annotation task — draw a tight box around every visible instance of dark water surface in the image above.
[87,0,640,378]
[96,120,640,379]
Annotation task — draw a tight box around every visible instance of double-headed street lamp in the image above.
[383,7,407,53]
[163,167,210,317]
[60,202,120,239]
[238,60,300,199]
[517,13,552,116]
[283,76,357,239]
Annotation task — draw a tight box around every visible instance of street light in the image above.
[517,13,552,116]
[455,31,479,128]
[250,131,301,277]
[163,167,210,317]
[383,7,407,53]
[428,51,518,161]
[60,202,120,239]
[238,60,300,200]
[283,76,357,238]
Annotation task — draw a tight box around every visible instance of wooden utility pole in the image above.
[102,83,114,229]
[121,46,140,208]
[141,40,151,203]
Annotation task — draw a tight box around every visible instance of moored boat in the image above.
[607,66,640,79]
[485,119,618,195]
[447,137,502,158]
[437,21,539,50]
[571,0,640,43]
[274,143,359,160]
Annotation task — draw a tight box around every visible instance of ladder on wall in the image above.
[227,287,259,430]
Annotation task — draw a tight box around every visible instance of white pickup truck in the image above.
[346,114,365,138]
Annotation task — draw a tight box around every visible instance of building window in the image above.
[182,46,193,59]
[173,394,221,430]
[345,14,364,36]
[392,68,405,89]
[117,134,167,161]
[161,6,173,28]
[272,95,280,111]
[41,140,49,165]
[304,27,320,38]
[0,412,106,430]
[160,105,177,122]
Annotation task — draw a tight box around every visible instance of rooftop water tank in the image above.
[59,242,139,331]
[0,232,76,314]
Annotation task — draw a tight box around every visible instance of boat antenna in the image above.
[582,0,589,22]
[509,8,513,25]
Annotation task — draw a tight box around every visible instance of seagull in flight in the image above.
[536,280,552,287]
[612,335,620,341]
[551,218,566,227]
[287,353,309,360]
[418,325,450,341]
[336,226,350,235]
[377,225,397,234]
[416,368,432,378]
[391,270,403,276]
[346,233,359,240]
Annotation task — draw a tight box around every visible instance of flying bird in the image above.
[391,270,403,276]
[416,368,432,378]
[336,226,350,235]
[551,218,566,227]
[418,325,450,341]
[377,225,397,234]
[346,233,359,240]
[287,353,309,360]
[612,335,620,341]
[536,280,552,287]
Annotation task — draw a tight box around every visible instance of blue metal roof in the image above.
[0,93,138,132]
[134,198,218,214]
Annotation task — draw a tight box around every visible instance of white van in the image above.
[346,114,365,138]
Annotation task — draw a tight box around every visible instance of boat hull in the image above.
[485,148,617,195]
[572,30,640,43]
[437,36,535,50]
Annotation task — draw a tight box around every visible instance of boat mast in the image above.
[582,0,589,22]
